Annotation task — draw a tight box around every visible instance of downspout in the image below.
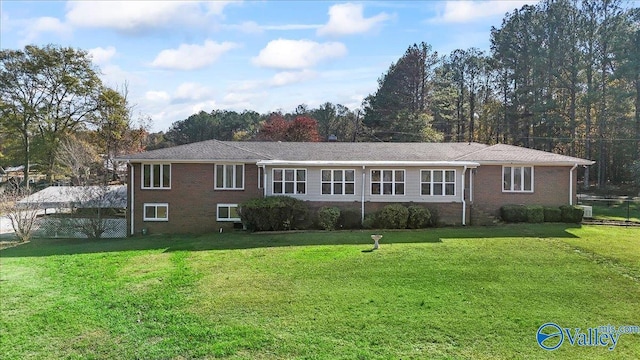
[261,165,267,198]
[129,162,135,236]
[361,166,366,224]
[461,166,467,226]
[569,163,578,205]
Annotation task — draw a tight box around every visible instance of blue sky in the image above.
[1,1,536,132]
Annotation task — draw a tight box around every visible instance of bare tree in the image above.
[0,187,39,242]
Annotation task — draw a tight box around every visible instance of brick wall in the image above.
[129,163,262,235]
[472,165,574,217]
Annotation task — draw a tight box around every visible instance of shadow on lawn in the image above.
[0,224,582,258]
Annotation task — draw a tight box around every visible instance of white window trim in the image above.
[143,203,169,221]
[272,168,307,195]
[421,169,457,196]
[214,164,245,190]
[321,169,356,195]
[370,169,406,196]
[502,166,535,193]
[217,203,241,222]
[141,163,171,189]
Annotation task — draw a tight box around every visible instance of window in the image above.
[217,204,240,222]
[215,164,244,189]
[503,166,533,192]
[370,170,405,195]
[143,203,168,221]
[421,170,456,196]
[322,169,356,195]
[273,169,306,194]
[142,164,170,189]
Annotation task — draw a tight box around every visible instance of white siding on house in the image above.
[262,166,466,203]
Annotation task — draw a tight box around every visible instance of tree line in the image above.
[1,0,638,189]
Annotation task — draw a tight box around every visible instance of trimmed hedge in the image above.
[543,207,562,222]
[362,213,377,229]
[239,196,309,231]
[501,204,584,224]
[317,206,341,231]
[338,208,362,230]
[560,205,584,223]
[407,206,432,229]
[501,205,528,223]
[526,205,545,223]
[376,204,409,229]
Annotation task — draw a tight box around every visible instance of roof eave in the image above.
[256,160,480,167]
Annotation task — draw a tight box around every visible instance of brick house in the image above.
[117,140,594,235]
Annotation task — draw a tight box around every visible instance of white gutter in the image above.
[129,162,135,236]
[461,166,467,226]
[257,160,480,167]
[569,163,578,205]
[361,166,366,224]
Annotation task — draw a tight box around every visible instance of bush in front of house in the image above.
[560,205,584,223]
[362,213,377,229]
[338,208,362,229]
[376,204,409,229]
[407,205,432,229]
[317,206,341,231]
[544,207,562,222]
[526,205,545,223]
[239,196,309,231]
[500,205,528,223]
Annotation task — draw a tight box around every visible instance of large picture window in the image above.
[370,170,405,195]
[503,166,533,192]
[142,164,171,189]
[273,169,306,194]
[217,204,240,222]
[421,170,456,196]
[143,203,168,221]
[215,164,244,189]
[322,169,355,195]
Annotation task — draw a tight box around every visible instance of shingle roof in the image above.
[118,140,594,166]
[455,144,594,165]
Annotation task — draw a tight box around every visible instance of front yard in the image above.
[1,224,639,359]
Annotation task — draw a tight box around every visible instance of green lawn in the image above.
[1,224,639,359]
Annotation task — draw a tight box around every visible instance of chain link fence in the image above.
[32,215,127,238]
[577,195,640,223]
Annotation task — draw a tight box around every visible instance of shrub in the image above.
[338,208,362,229]
[317,207,341,231]
[362,213,377,229]
[239,196,308,231]
[377,204,409,229]
[544,207,562,222]
[407,206,431,229]
[526,205,544,223]
[560,205,584,223]
[500,205,528,223]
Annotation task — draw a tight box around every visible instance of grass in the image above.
[1,224,640,359]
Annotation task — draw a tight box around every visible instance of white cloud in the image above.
[88,46,117,66]
[431,1,537,23]
[150,40,240,71]
[317,3,391,37]
[20,16,72,44]
[145,91,171,102]
[173,82,215,103]
[269,70,317,87]
[65,1,232,32]
[252,39,347,70]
